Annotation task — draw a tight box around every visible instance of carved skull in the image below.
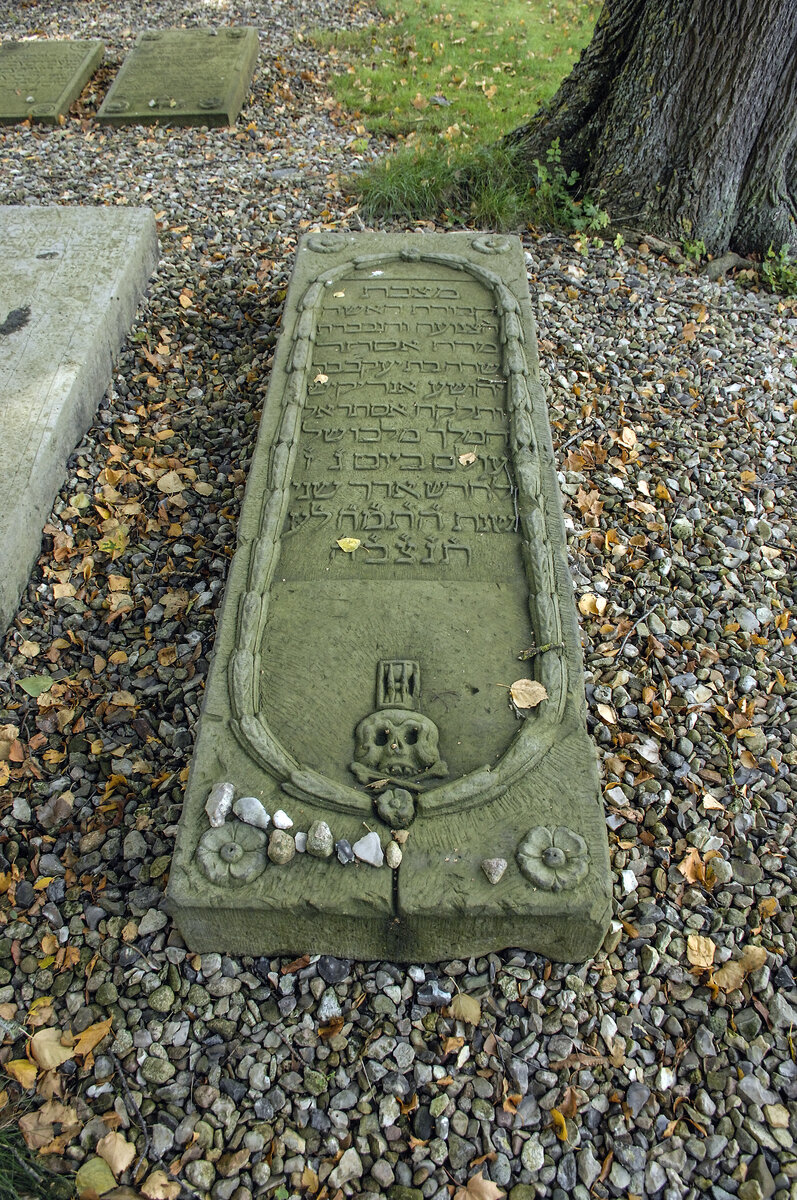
[351,708,447,783]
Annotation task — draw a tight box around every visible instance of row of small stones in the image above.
[204,781,508,880]
[205,781,398,867]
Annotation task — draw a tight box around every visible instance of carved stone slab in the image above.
[97,28,258,127]
[0,206,158,633]
[167,232,612,962]
[0,39,104,125]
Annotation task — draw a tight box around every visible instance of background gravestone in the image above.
[0,206,158,633]
[97,28,258,127]
[168,231,612,963]
[0,39,104,125]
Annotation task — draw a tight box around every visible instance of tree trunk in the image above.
[507,0,797,255]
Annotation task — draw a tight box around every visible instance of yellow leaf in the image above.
[26,996,54,1028]
[578,593,607,617]
[336,537,361,553]
[30,1027,75,1070]
[178,293,193,309]
[621,426,637,447]
[686,934,716,970]
[5,1059,37,1088]
[596,702,616,724]
[75,1156,118,1198]
[73,1016,114,1060]
[509,679,548,709]
[107,575,130,592]
[449,993,481,1025]
[411,92,429,109]
[301,1164,320,1194]
[551,1107,569,1141]
[313,373,329,384]
[142,1171,182,1200]
[97,1130,137,1178]
[458,451,477,466]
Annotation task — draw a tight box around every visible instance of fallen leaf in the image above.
[739,944,768,973]
[458,451,477,466]
[509,679,548,709]
[157,470,184,495]
[141,1171,181,1200]
[442,1036,465,1057]
[336,537,361,553]
[449,993,481,1025]
[19,640,41,658]
[97,1130,137,1178]
[19,1099,80,1151]
[560,1085,580,1120]
[18,675,54,698]
[686,934,716,970]
[5,1059,37,1088]
[30,1027,75,1070]
[73,1016,113,1059]
[301,1164,319,1193]
[578,593,608,617]
[411,92,429,109]
[314,373,329,384]
[75,1156,117,1198]
[596,702,616,725]
[713,960,745,992]
[453,1168,504,1200]
[551,1107,569,1141]
[677,846,705,885]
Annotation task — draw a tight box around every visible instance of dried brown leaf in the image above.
[97,1130,136,1178]
[509,679,548,709]
[30,1027,75,1070]
[449,993,481,1025]
[686,934,716,970]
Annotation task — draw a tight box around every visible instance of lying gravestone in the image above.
[0,38,104,125]
[97,28,258,127]
[0,206,158,633]
[168,231,611,962]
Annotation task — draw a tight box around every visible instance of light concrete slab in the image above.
[167,231,612,962]
[0,39,104,125]
[0,206,158,632]
[97,28,258,127]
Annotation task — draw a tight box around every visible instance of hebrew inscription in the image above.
[167,232,611,963]
[278,265,518,580]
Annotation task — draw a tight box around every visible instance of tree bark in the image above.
[507,0,797,255]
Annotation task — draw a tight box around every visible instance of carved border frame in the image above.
[228,244,569,817]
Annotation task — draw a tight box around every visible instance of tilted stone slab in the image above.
[0,206,158,633]
[97,28,258,127]
[0,39,104,125]
[167,231,612,963]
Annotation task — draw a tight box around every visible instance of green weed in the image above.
[761,243,797,295]
[681,236,707,263]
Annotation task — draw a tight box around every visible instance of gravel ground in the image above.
[2,2,797,1199]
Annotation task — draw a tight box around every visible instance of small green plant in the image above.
[613,232,625,250]
[761,243,797,295]
[529,139,608,232]
[681,236,707,263]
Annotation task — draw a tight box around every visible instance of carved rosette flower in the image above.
[375,787,416,829]
[306,233,342,253]
[196,819,268,887]
[471,234,511,255]
[516,825,588,892]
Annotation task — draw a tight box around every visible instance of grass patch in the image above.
[313,0,601,227]
[316,0,599,147]
[0,1123,71,1200]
